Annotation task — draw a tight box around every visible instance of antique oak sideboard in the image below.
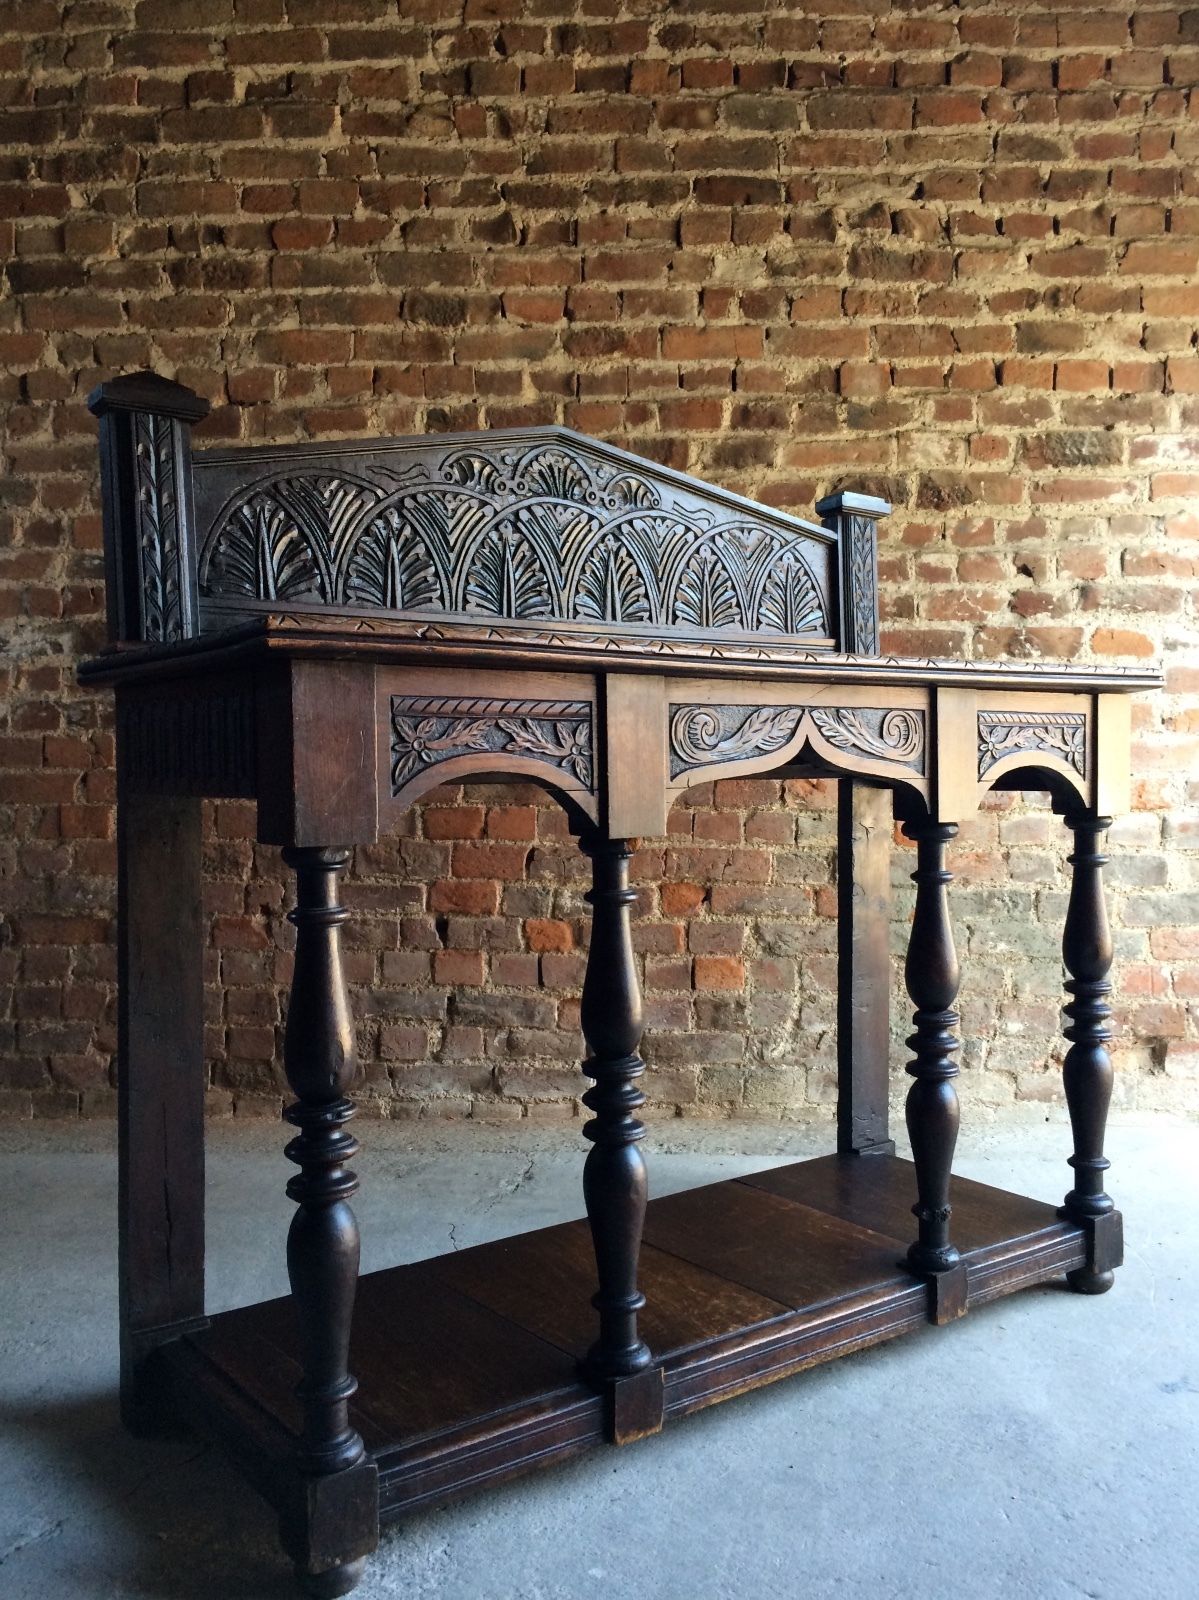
[80,373,1158,1596]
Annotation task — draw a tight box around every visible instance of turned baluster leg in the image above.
[280,846,374,1598]
[902,819,967,1319]
[579,832,661,1439]
[1059,813,1122,1295]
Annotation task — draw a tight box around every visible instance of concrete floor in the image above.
[1,1111,1196,1600]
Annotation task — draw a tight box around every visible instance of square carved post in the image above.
[816,489,892,656]
[88,372,210,645]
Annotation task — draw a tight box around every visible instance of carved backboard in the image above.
[88,376,888,661]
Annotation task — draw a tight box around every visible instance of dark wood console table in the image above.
[81,373,1159,1596]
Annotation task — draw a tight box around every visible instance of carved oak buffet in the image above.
[81,372,1159,1596]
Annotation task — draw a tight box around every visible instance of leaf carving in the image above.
[671,549,744,630]
[197,434,836,644]
[670,705,803,771]
[573,536,652,623]
[464,529,553,617]
[343,507,444,610]
[135,412,184,641]
[389,696,594,795]
[808,707,923,764]
[756,551,826,635]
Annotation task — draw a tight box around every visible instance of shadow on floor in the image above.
[1,1390,294,1598]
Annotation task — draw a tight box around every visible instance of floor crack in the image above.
[0,1519,65,1566]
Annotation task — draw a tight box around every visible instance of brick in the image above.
[0,2,1192,1129]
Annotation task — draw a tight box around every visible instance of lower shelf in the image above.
[160,1153,1087,1524]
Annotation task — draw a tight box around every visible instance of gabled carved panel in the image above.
[195,433,833,645]
[390,694,594,797]
[977,710,1087,779]
[669,703,925,780]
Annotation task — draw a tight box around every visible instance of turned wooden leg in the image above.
[117,787,206,1433]
[279,847,376,1597]
[1059,813,1123,1295]
[901,819,967,1320]
[579,833,662,1441]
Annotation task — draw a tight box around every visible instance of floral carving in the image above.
[390,695,593,795]
[669,703,926,778]
[197,436,832,641]
[977,711,1087,778]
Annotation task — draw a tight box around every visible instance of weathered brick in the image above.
[0,1,1191,1126]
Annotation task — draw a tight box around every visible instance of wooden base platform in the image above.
[158,1153,1089,1529]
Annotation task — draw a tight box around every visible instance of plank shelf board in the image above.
[159,1153,1086,1525]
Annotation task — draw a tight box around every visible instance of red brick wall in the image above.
[1,1,1195,1121]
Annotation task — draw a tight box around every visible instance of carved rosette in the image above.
[977,710,1087,779]
[669,703,925,780]
[390,694,594,796]
[197,439,832,643]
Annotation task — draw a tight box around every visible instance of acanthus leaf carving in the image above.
[669,702,926,779]
[808,707,922,764]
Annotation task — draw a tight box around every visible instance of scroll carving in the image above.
[977,710,1087,779]
[390,694,594,795]
[809,707,922,763]
[669,703,925,779]
[197,439,831,642]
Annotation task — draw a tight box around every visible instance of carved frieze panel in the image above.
[117,688,255,795]
[977,710,1087,779]
[390,694,594,797]
[669,703,926,780]
[195,433,834,644]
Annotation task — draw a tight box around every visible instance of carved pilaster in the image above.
[901,820,966,1317]
[1059,814,1122,1295]
[579,834,655,1395]
[280,848,366,1517]
[88,372,210,645]
[816,489,892,655]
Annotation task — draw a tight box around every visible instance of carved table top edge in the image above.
[77,616,1163,696]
